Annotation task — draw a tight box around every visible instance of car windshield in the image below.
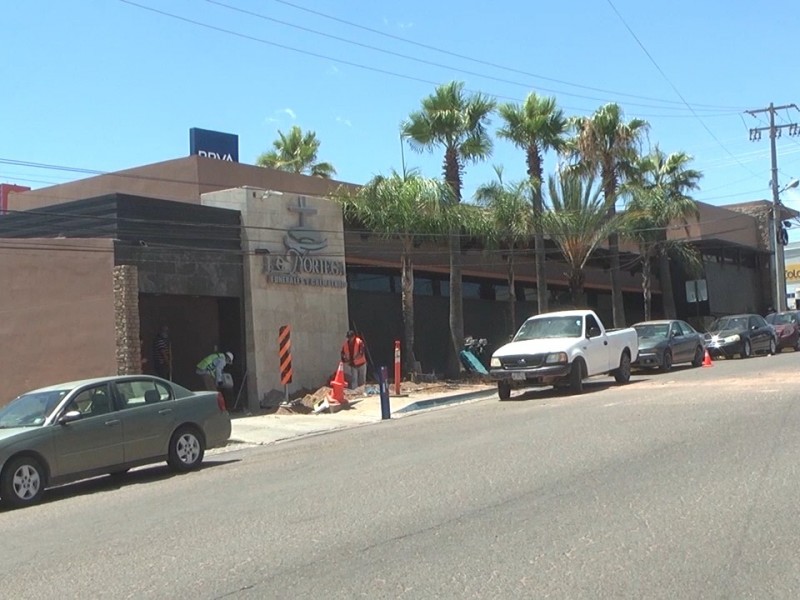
[514,316,583,341]
[767,313,797,325]
[0,389,69,428]
[710,317,747,332]
[634,324,670,340]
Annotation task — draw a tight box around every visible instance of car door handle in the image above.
[104,419,120,427]
[158,408,173,415]
[604,341,608,346]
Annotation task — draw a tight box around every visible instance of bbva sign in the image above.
[190,128,239,163]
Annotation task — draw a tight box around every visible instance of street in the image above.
[3,352,800,598]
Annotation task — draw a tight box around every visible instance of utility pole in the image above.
[746,102,799,312]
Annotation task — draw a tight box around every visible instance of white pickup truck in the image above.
[489,309,639,399]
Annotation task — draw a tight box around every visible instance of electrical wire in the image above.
[266,0,747,112]
[202,0,737,114]
[604,0,762,180]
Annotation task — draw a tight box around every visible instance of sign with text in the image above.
[189,128,239,162]
[259,196,346,288]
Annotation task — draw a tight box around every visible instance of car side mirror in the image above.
[587,327,601,338]
[58,410,82,425]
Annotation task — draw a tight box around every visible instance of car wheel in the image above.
[569,358,585,394]
[660,349,673,372]
[613,351,632,384]
[794,337,800,352]
[497,381,511,401]
[167,426,205,472]
[740,339,752,359]
[1,455,45,508]
[768,338,777,356]
[691,346,704,367]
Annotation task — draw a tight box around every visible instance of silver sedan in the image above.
[0,375,231,508]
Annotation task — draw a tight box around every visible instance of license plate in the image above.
[511,372,526,381]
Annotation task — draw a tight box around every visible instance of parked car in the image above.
[704,313,777,359]
[0,375,231,508]
[765,310,800,351]
[489,309,638,399]
[632,320,706,371]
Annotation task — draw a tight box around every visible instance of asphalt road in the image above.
[3,351,800,598]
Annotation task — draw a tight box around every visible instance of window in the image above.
[671,322,684,336]
[66,384,113,417]
[348,272,392,292]
[115,380,172,409]
[679,321,697,334]
[585,315,601,336]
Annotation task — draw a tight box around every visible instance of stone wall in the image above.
[113,265,141,375]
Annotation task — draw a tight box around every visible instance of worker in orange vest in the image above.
[341,330,367,389]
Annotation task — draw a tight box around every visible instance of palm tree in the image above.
[542,170,625,306]
[475,166,536,333]
[402,81,496,377]
[570,103,648,327]
[497,93,567,314]
[337,170,456,375]
[257,125,336,178]
[624,148,702,319]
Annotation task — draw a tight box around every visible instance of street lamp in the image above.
[772,178,799,311]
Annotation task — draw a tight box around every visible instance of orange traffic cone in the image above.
[329,362,347,404]
[702,348,713,367]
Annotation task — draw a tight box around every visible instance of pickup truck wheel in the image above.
[660,349,673,372]
[613,351,632,384]
[497,381,511,401]
[569,359,585,394]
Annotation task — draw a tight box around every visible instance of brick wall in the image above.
[114,265,141,375]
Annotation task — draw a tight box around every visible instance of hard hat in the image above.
[225,352,234,363]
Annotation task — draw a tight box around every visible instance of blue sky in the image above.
[4,1,800,235]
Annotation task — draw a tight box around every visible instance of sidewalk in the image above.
[227,383,496,446]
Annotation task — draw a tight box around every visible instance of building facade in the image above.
[0,152,779,408]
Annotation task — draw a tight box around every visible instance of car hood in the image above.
[705,328,743,338]
[492,337,580,357]
[0,427,35,443]
[638,339,667,351]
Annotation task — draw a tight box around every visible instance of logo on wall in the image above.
[189,128,239,162]
[260,196,346,288]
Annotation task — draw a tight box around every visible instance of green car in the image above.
[0,375,232,508]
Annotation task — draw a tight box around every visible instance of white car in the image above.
[489,310,639,399]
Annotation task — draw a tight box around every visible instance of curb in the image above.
[393,387,496,414]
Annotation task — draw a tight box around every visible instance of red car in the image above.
[766,311,800,351]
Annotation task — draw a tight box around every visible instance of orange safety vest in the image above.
[341,336,366,367]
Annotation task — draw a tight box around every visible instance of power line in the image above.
[116,1,738,120]
[203,0,736,114]
[604,0,762,180]
[266,0,746,112]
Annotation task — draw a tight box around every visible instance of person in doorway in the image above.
[196,351,233,391]
[152,325,172,380]
[340,330,367,390]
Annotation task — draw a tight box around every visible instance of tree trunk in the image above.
[603,166,626,328]
[527,146,548,314]
[507,251,516,335]
[641,247,652,321]
[658,250,677,319]
[569,268,586,307]
[444,148,464,379]
[400,240,417,375]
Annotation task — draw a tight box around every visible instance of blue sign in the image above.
[189,128,239,162]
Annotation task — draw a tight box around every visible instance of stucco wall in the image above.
[705,259,762,316]
[202,188,348,407]
[0,238,117,403]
